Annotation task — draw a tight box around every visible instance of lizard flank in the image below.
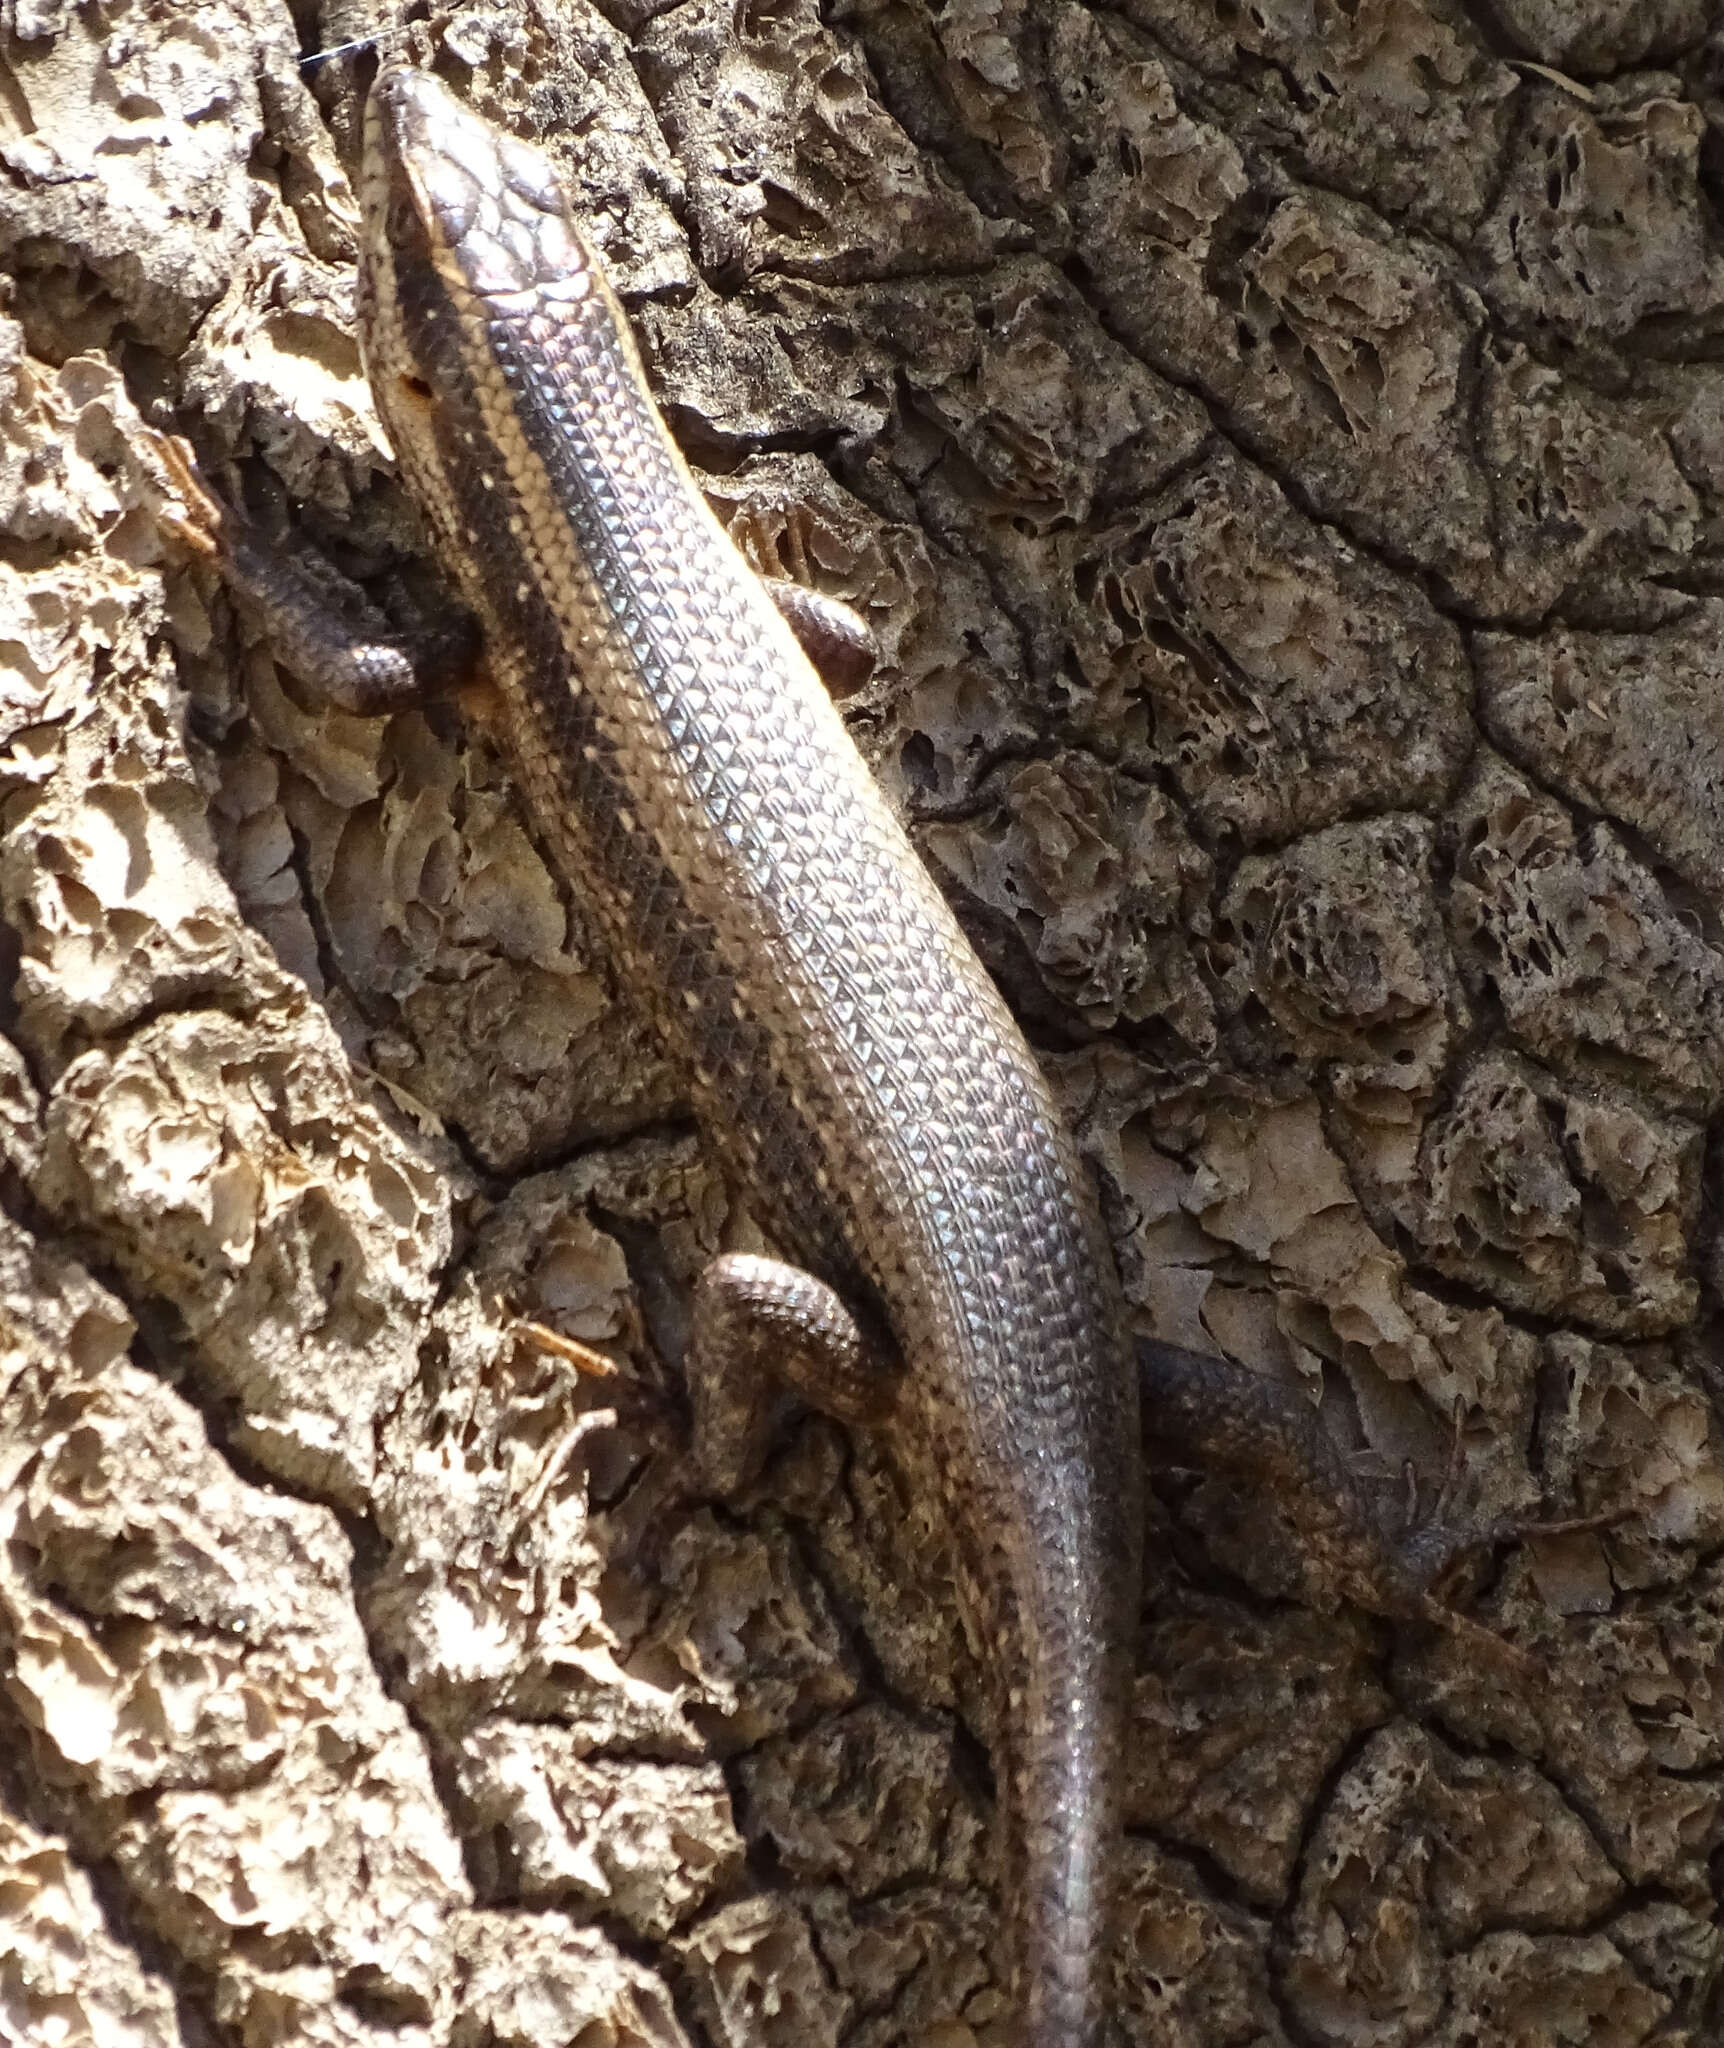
[352,60,1142,2042]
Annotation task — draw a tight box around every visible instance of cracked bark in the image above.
[1,1,1722,2044]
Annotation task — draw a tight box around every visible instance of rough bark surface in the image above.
[2,2,1722,2045]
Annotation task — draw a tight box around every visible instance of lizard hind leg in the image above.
[686,1252,895,1495]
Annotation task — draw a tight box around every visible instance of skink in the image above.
[355,61,1142,2042]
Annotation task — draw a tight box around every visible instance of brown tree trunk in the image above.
[1,1,1720,2043]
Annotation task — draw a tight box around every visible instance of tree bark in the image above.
[1,1,1721,2043]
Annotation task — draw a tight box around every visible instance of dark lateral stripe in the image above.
[391,234,871,1294]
